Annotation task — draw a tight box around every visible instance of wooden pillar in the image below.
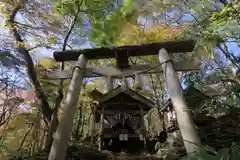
[107,75,113,91]
[140,108,147,151]
[121,75,128,88]
[158,48,201,153]
[99,107,104,151]
[91,104,97,144]
[48,55,88,160]
[135,73,143,91]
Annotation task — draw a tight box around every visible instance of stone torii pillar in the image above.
[158,48,201,153]
[47,40,198,159]
[48,54,88,160]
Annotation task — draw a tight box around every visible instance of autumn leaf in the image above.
[47,34,58,44]
[116,23,186,46]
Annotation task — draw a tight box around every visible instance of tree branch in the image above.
[217,44,239,68]
[7,4,53,123]
[14,21,43,30]
[28,44,55,51]
[17,122,35,151]
[46,2,82,150]
[54,0,82,112]
[0,82,8,93]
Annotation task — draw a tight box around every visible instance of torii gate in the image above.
[48,40,201,160]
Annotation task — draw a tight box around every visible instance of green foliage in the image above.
[52,0,132,47]
[46,34,58,44]
[1,0,240,159]
[8,144,106,160]
[211,6,237,22]
[35,58,60,104]
[84,0,116,19]
[182,143,240,160]
[88,0,137,47]
[8,150,48,160]
[0,111,39,160]
[53,0,81,15]
[8,143,240,160]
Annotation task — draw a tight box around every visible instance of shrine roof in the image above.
[97,86,155,109]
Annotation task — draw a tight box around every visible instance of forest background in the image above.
[0,0,239,159]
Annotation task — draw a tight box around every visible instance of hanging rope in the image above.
[143,59,172,73]
[123,59,173,77]
[71,59,173,79]
[72,66,105,78]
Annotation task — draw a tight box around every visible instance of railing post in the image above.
[107,75,113,91]
[48,54,88,160]
[135,73,143,91]
[140,108,147,152]
[158,48,201,153]
[121,75,128,88]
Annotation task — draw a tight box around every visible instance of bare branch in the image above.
[0,82,8,93]
[217,44,239,68]
[27,44,55,51]
[18,122,35,151]
[7,4,53,123]
[14,21,44,30]
[54,0,82,111]
[45,0,83,150]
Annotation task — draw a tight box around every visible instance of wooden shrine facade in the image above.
[161,86,211,112]
[90,86,154,150]
[158,86,211,132]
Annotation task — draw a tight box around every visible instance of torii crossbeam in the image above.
[48,40,201,160]
[45,62,200,79]
[53,40,195,62]
[46,40,199,79]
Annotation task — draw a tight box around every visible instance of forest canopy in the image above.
[0,0,239,160]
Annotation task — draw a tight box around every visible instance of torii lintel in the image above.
[53,40,195,66]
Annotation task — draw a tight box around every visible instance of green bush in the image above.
[181,143,240,160]
[8,150,48,160]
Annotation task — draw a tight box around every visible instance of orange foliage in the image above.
[116,23,186,46]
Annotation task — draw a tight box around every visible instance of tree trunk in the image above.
[158,48,201,153]
[91,104,97,144]
[73,106,82,141]
[86,112,92,138]
[79,113,85,138]
[44,110,59,151]
[45,7,81,150]
[99,107,104,151]
[48,54,88,160]
[8,5,53,124]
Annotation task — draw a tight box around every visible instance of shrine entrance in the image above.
[47,40,202,160]
[91,86,154,152]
